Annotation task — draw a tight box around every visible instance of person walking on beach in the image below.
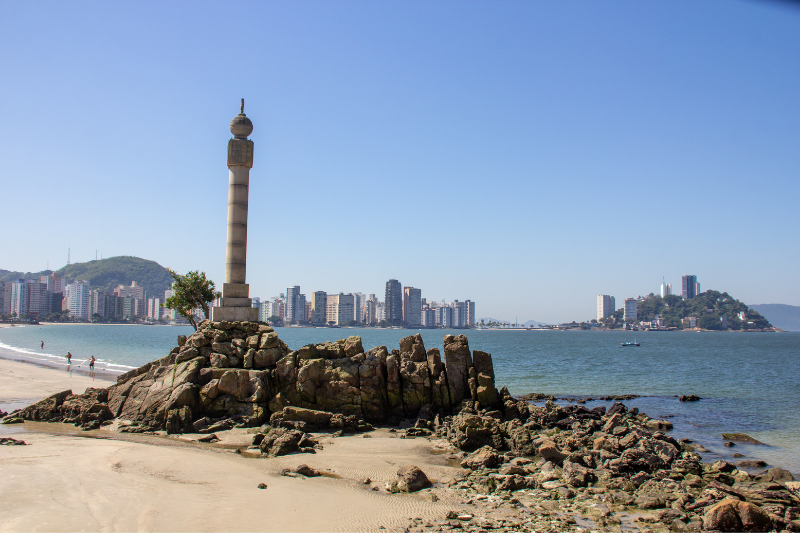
[66,352,72,365]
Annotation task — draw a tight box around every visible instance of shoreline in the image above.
[1,356,798,531]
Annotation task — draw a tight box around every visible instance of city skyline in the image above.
[2,2,799,323]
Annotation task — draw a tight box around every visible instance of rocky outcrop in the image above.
[13,323,501,436]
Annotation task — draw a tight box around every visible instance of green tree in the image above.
[699,314,722,330]
[164,270,220,330]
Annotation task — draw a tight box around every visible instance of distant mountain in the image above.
[1,256,174,299]
[749,304,800,331]
[522,320,543,327]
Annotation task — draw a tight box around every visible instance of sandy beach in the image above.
[0,358,464,532]
[2,354,799,533]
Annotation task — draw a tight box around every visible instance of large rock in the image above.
[703,499,772,532]
[472,350,500,409]
[358,353,389,421]
[443,335,474,406]
[394,465,432,492]
[447,412,503,451]
[461,446,501,470]
[25,325,504,437]
[426,348,451,412]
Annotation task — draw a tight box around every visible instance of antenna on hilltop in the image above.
[68,247,71,265]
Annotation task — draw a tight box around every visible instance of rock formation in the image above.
[14,321,500,433]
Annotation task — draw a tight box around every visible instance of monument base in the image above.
[211,282,258,322]
[211,305,259,322]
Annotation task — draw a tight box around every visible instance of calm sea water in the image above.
[1,324,797,474]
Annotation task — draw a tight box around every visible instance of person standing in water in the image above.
[89,355,96,371]
[41,341,44,349]
[66,352,72,365]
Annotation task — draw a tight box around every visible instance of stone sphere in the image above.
[230,114,253,138]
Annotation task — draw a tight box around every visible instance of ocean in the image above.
[1,324,797,474]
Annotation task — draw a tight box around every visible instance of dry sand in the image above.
[0,358,466,532]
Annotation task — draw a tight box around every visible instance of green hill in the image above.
[631,290,772,330]
[1,256,174,299]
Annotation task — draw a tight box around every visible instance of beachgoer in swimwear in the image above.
[66,352,72,364]
[89,356,96,370]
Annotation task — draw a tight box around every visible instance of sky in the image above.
[1,1,799,323]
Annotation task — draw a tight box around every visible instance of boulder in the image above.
[394,465,432,492]
[461,446,502,470]
[280,406,333,428]
[259,427,305,456]
[447,412,502,451]
[703,498,772,532]
[294,464,321,477]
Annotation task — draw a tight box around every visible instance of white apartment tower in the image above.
[597,295,615,321]
[660,278,672,298]
[66,280,91,320]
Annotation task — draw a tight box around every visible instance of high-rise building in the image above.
[597,295,616,321]
[385,279,402,326]
[326,293,354,326]
[660,278,672,298]
[623,298,638,321]
[25,280,49,317]
[365,294,378,325]
[114,281,145,300]
[421,307,436,327]
[66,280,91,320]
[285,286,306,323]
[465,300,476,327]
[351,292,366,324]
[250,297,261,321]
[451,300,468,327]
[9,280,27,318]
[103,294,118,319]
[260,302,272,322]
[310,291,327,324]
[682,275,697,299]
[41,274,65,294]
[269,297,285,320]
[436,305,454,327]
[403,287,422,327]
[0,281,5,315]
[147,297,162,320]
[90,289,106,318]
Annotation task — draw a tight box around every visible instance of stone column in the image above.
[212,101,259,323]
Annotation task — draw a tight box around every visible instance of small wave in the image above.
[0,340,135,372]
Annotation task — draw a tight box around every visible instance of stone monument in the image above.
[211,100,259,322]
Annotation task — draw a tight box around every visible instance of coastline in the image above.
[2,358,798,532]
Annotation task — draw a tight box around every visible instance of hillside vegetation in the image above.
[631,291,772,330]
[1,256,174,299]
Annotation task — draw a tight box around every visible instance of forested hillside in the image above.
[1,256,174,299]
[631,291,772,330]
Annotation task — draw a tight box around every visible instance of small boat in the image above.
[621,340,640,347]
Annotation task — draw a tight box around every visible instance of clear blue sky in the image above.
[1,1,798,323]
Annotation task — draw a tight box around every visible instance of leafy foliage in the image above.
[164,270,219,330]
